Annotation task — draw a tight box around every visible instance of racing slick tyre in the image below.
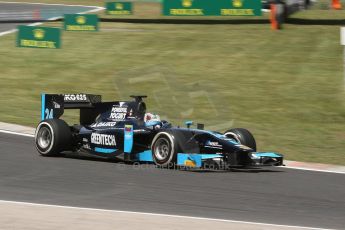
[35,119,72,156]
[151,132,177,168]
[224,128,257,151]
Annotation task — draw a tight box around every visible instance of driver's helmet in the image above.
[144,113,161,128]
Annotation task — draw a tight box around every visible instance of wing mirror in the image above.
[185,121,204,129]
[185,120,193,128]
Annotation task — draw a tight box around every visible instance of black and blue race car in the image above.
[35,94,283,169]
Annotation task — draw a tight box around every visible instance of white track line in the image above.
[0,1,103,8]
[0,28,16,36]
[0,200,336,230]
[0,129,34,137]
[282,166,345,175]
[0,1,104,37]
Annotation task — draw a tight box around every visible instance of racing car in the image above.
[35,94,283,169]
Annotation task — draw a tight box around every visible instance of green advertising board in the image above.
[106,2,133,15]
[17,26,61,49]
[64,14,99,31]
[163,0,262,16]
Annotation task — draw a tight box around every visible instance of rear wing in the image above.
[41,93,102,124]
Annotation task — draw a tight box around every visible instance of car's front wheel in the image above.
[35,119,72,156]
[151,132,177,168]
[224,128,257,151]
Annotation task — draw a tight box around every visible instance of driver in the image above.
[144,113,161,129]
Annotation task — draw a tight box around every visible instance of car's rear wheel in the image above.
[224,128,257,151]
[151,132,177,168]
[35,119,72,156]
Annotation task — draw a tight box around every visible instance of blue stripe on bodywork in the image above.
[137,150,153,162]
[41,93,45,121]
[94,147,117,153]
[199,154,223,160]
[124,125,133,154]
[252,152,282,158]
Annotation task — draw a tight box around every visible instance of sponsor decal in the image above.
[106,2,133,15]
[206,141,220,146]
[64,14,99,31]
[76,15,86,24]
[124,125,133,139]
[163,0,261,16]
[17,26,61,49]
[184,160,196,167]
[90,122,117,128]
[221,0,260,16]
[91,133,116,146]
[53,101,61,109]
[44,108,53,119]
[116,3,124,10]
[133,129,146,133]
[236,144,252,150]
[124,124,133,153]
[182,0,193,7]
[233,0,243,7]
[82,138,90,149]
[83,143,91,149]
[64,94,87,101]
[220,8,255,16]
[206,140,222,148]
[33,29,45,39]
[109,106,127,120]
[164,0,204,15]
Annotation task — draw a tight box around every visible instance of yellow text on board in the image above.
[169,9,204,15]
[107,10,131,15]
[221,9,255,16]
[20,39,56,48]
[66,25,97,31]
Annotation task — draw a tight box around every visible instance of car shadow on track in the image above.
[183,168,285,173]
[54,152,284,173]
[59,152,123,164]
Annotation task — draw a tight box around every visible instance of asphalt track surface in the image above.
[0,133,344,229]
[0,22,21,32]
[0,2,99,33]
